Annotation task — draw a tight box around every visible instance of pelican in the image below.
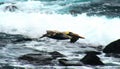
[40,30,85,43]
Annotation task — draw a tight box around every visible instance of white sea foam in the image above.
[0,12,119,45]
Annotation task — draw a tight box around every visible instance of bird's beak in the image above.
[79,36,85,39]
[40,34,47,38]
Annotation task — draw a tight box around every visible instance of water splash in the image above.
[0,12,119,45]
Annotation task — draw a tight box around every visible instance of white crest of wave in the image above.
[0,1,63,13]
[0,12,120,46]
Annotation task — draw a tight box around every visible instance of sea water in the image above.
[0,0,120,69]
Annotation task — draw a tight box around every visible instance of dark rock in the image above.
[0,32,25,44]
[49,51,65,59]
[1,65,15,69]
[0,32,34,43]
[80,53,104,65]
[5,4,18,12]
[18,53,53,65]
[1,65,25,69]
[0,2,4,5]
[13,37,33,43]
[58,59,82,66]
[103,39,120,54]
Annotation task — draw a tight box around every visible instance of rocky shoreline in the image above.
[0,32,119,68]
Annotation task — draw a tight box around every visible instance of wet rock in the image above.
[0,32,20,44]
[18,53,53,65]
[0,2,4,5]
[58,59,82,66]
[49,51,65,59]
[103,39,120,54]
[13,37,33,43]
[1,65,25,69]
[4,4,18,12]
[80,52,104,65]
[18,51,65,65]
[0,32,35,43]
[1,65,15,69]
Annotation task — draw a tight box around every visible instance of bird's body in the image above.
[47,33,71,40]
[40,30,85,43]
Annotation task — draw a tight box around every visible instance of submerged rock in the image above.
[80,52,104,65]
[49,51,65,59]
[13,37,33,43]
[0,32,35,44]
[103,39,120,54]
[18,51,65,65]
[18,53,53,65]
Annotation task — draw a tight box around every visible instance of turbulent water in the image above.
[0,0,120,69]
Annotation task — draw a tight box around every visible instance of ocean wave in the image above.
[0,0,120,17]
[0,12,119,45]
